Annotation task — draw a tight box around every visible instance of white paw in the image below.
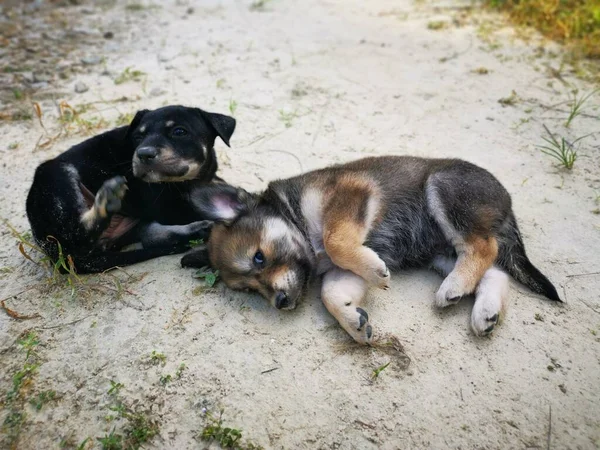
[471,292,503,336]
[364,257,390,290]
[435,273,469,307]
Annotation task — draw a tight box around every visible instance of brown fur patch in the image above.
[454,235,499,291]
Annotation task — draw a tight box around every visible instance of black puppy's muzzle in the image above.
[136,146,158,162]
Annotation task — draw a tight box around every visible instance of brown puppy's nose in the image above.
[275,291,289,309]
[136,147,158,161]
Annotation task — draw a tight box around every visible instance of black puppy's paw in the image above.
[96,176,128,217]
[181,246,210,268]
[186,220,214,240]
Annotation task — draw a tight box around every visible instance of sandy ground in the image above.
[1,0,600,449]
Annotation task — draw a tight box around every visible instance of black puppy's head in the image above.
[128,105,235,183]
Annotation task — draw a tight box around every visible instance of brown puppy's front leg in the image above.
[321,185,389,289]
[321,268,372,344]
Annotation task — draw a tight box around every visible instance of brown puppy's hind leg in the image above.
[321,268,372,344]
[322,179,389,289]
[436,235,498,307]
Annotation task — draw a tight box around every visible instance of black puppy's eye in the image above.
[253,251,265,267]
[172,127,188,137]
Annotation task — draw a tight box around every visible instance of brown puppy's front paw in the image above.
[343,306,374,345]
[96,176,128,217]
[365,260,390,290]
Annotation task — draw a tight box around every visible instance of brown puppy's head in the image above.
[127,106,235,183]
[187,185,314,310]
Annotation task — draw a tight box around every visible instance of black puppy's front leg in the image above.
[180,245,210,268]
[81,176,128,233]
[140,221,213,249]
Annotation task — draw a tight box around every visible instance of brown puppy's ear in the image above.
[196,109,236,147]
[191,183,252,223]
[181,245,210,268]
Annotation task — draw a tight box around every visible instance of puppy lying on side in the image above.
[26,105,235,273]
[182,156,561,344]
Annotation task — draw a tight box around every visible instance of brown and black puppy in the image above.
[182,156,561,344]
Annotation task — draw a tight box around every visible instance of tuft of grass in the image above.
[176,363,186,378]
[537,124,589,170]
[188,239,204,248]
[427,20,448,30]
[149,351,166,366]
[108,381,124,396]
[2,332,42,447]
[98,391,159,449]
[159,374,172,386]
[200,410,263,450]
[29,390,56,411]
[193,267,220,288]
[278,109,297,128]
[58,101,108,136]
[249,0,272,11]
[114,67,146,85]
[229,99,238,116]
[115,112,135,127]
[565,88,599,127]
[485,0,600,59]
[472,67,490,74]
[371,361,391,379]
[498,90,519,106]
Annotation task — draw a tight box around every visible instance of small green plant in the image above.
[2,332,42,447]
[188,239,204,248]
[99,393,159,449]
[149,351,166,366]
[114,67,146,85]
[216,78,226,89]
[29,390,56,411]
[193,267,220,287]
[249,0,272,11]
[176,363,186,378]
[498,90,519,106]
[97,428,122,450]
[115,112,135,126]
[371,361,391,379]
[159,374,172,386]
[229,99,238,116]
[565,88,599,127]
[427,20,448,30]
[8,142,19,149]
[108,381,124,396]
[13,89,23,100]
[278,109,297,128]
[200,410,263,449]
[537,124,589,170]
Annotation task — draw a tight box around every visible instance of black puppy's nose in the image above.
[275,291,289,309]
[136,147,158,161]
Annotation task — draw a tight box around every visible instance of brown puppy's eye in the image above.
[253,250,265,268]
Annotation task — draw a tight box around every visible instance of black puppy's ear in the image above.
[191,183,252,223]
[126,109,149,135]
[197,109,236,147]
[181,246,210,269]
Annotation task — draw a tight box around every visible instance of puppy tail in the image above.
[496,216,562,302]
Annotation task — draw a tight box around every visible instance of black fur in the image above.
[26,105,235,273]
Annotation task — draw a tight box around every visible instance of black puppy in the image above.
[26,105,235,273]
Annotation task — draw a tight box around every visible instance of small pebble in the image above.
[149,87,166,97]
[81,55,102,65]
[74,81,89,93]
[103,31,114,39]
